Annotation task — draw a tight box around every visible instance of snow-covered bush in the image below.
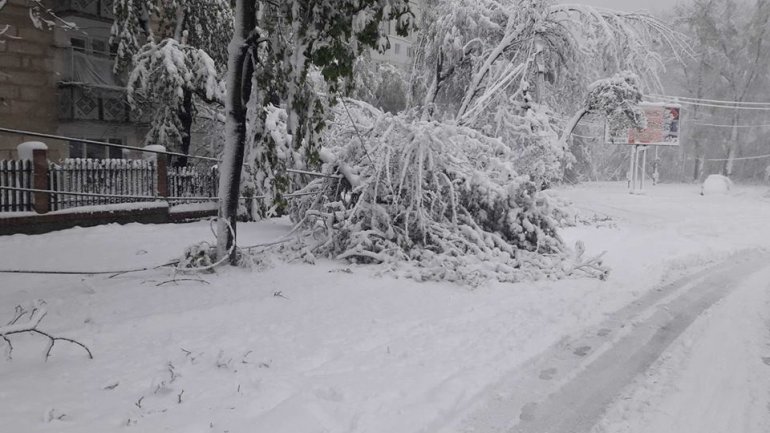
[288,101,607,284]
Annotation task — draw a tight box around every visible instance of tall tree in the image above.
[410,0,685,184]
[675,0,770,177]
[112,0,233,165]
[216,0,413,263]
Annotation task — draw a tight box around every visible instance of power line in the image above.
[647,94,770,107]
[0,127,219,162]
[646,98,770,111]
[704,153,770,162]
[684,121,770,128]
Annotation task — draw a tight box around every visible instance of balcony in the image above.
[55,47,147,124]
[54,0,115,20]
[57,46,120,88]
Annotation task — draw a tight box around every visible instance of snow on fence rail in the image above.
[0,160,33,212]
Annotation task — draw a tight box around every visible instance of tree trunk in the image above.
[693,145,704,182]
[216,0,257,264]
[558,108,588,149]
[178,88,193,167]
[723,110,740,177]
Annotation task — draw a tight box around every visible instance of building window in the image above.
[68,141,84,158]
[91,39,108,56]
[68,138,124,159]
[407,46,415,58]
[71,38,86,52]
[394,43,400,55]
[107,139,124,159]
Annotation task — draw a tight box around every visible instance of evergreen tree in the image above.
[112,0,233,165]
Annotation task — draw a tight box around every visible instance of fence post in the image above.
[157,154,169,198]
[17,141,49,214]
[143,145,169,198]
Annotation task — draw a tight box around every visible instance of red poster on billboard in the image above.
[605,103,681,146]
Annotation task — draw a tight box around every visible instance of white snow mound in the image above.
[701,174,732,195]
[16,141,48,160]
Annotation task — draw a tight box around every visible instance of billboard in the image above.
[605,103,681,146]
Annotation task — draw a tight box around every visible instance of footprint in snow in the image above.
[573,346,591,357]
[539,368,557,380]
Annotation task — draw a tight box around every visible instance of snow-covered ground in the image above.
[0,181,769,433]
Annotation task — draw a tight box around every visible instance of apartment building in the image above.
[0,0,145,160]
[0,0,424,160]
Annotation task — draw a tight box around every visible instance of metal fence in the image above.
[0,160,33,212]
[0,157,219,213]
[167,165,219,205]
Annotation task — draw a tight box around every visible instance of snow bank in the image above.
[1,183,770,433]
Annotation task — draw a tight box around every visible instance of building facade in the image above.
[0,0,146,160]
[0,0,424,160]
[370,0,423,69]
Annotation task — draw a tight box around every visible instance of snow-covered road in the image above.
[455,251,770,433]
[593,259,770,433]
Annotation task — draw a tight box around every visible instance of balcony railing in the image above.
[57,46,120,88]
[54,0,115,20]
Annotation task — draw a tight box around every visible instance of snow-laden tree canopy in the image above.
[414,0,684,117]
[404,0,685,185]
[126,39,223,153]
[112,0,232,72]
[232,0,415,215]
[112,0,233,162]
[216,0,415,260]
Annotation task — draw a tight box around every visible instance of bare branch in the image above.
[0,304,93,361]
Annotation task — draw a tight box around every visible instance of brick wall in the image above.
[0,0,65,160]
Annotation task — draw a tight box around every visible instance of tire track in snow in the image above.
[447,250,770,433]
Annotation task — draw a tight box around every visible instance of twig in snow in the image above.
[156,278,210,286]
[0,302,92,360]
[177,390,184,404]
[273,291,289,300]
[135,396,144,408]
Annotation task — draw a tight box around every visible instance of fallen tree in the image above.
[288,101,608,285]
